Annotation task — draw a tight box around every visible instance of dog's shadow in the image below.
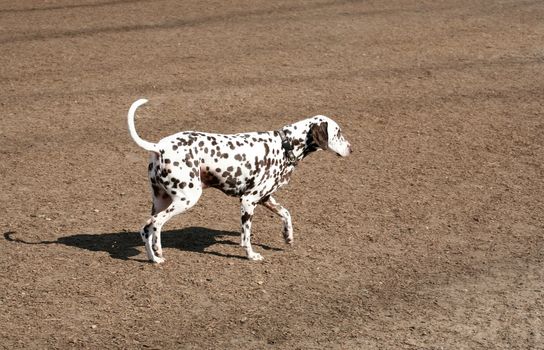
[4,227,282,262]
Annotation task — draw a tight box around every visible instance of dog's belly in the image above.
[198,157,255,196]
[197,153,291,198]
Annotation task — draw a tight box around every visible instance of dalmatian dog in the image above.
[128,99,352,263]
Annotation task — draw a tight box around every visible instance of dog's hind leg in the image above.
[148,185,172,258]
[141,186,202,263]
[151,187,172,216]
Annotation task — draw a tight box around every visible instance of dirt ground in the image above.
[1,0,543,348]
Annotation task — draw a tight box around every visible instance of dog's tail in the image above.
[127,98,157,152]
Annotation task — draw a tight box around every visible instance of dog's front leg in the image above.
[261,196,293,244]
[240,198,263,261]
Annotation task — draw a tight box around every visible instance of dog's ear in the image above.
[310,122,329,150]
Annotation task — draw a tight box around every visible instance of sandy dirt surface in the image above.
[1,0,543,348]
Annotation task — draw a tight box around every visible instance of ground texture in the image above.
[1,0,543,348]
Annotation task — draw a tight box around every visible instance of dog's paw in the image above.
[283,232,293,245]
[152,256,166,264]
[248,252,264,261]
[282,229,293,245]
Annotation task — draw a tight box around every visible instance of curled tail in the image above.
[127,98,157,152]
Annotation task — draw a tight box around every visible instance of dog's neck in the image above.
[279,117,323,164]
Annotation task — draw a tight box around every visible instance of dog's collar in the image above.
[278,129,297,165]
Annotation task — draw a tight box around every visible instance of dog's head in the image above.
[308,116,352,157]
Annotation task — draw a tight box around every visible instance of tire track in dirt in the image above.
[2,0,540,44]
[0,0,155,13]
[3,56,542,102]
